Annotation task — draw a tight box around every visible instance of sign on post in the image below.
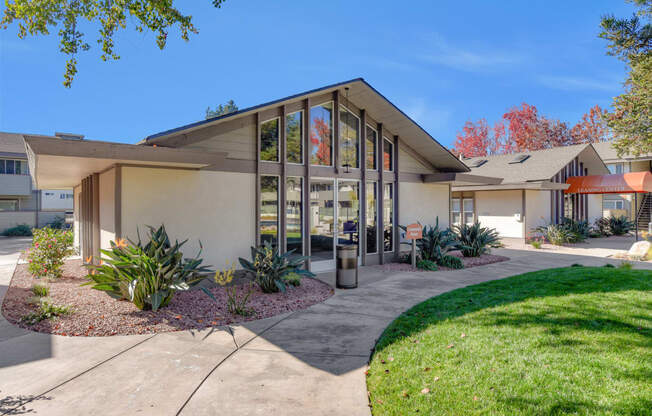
[405,223,422,268]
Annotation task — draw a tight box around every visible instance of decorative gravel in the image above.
[373,252,509,272]
[1,259,333,337]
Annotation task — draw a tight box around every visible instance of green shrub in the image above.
[239,242,314,293]
[282,272,303,287]
[618,261,633,270]
[592,217,612,237]
[560,217,590,243]
[535,224,573,246]
[416,259,438,271]
[27,227,75,279]
[530,239,543,249]
[603,263,616,268]
[439,254,464,269]
[401,217,459,266]
[2,224,32,236]
[609,215,634,236]
[571,263,583,267]
[31,284,50,297]
[84,225,211,311]
[47,216,66,229]
[453,222,501,257]
[202,264,254,316]
[21,299,72,325]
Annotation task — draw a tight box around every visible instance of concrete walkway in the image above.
[2,240,651,415]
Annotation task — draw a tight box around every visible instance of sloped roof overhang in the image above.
[424,172,503,186]
[143,78,470,173]
[565,172,652,194]
[25,135,226,188]
[452,181,569,192]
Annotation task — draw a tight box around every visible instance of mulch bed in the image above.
[1,259,333,337]
[373,252,509,272]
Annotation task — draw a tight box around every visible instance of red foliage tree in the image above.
[310,117,331,165]
[453,118,491,157]
[502,103,540,152]
[570,105,610,143]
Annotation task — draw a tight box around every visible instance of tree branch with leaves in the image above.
[2,0,226,87]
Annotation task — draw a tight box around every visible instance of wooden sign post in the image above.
[405,223,423,268]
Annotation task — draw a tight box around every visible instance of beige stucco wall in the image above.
[99,168,116,250]
[525,190,551,235]
[476,190,524,238]
[121,167,255,269]
[399,182,449,228]
[588,193,603,223]
[0,212,36,232]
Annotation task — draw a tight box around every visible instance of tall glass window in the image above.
[286,111,303,164]
[310,179,335,260]
[310,102,333,166]
[339,107,359,169]
[286,177,303,254]
[0,200,18,211]
[5,160,15,175]
[260,176,279,248]
[384,183,394,252]
[366,182,377,254]
[463,198,474,225]
[366,125,377,170]
[383,138,393,171]
[452,198,461,225]
[261,118,279,162]
[338,181,359,249]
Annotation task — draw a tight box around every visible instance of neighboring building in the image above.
[24,79,497,271]
[592,141,652,228]
[452,144,609,239]
[0,132,74,232]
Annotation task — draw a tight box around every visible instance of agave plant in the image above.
[535,223,573,246]
[454,222,501,257]
[401,217,459,264]
[84,225,211,311]
[560,217,590,243]
[608,215,634,236]
[239,242,314,293]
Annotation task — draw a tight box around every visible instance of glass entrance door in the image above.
[310,178,360,272]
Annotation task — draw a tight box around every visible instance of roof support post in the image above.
[280,105,287,253]
[115,165,122,239]
[303,98,311,270]
[92,173,100,264]
[360,109,367,266]
[255,112,261,246]
[377,123,384,263]
[333,91,340,173]
[393,135,400,261]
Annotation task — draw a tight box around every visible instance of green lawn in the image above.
[367,266,652,416]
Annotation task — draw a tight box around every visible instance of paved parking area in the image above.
[1,237,651,415]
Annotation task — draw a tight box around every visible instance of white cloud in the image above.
[402,97,452,131]
[418,34,523,72]
[538,75,622,92]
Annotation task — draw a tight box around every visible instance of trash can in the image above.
[336,244,358,289]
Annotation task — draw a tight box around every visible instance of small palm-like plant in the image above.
[401,217,459,264]
[609,215,634,236]
[454,222,501,257]
[239,242,314,293]
[84,225,211,311]
[536,224,573,246]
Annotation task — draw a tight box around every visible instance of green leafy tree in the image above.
[1,0,227,88]
[599,0,652,156]
[205,100,239,119]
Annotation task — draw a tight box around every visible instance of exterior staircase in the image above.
[636,193,652,231]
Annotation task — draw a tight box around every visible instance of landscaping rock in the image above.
[627,240,651,260]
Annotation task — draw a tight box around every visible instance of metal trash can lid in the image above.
[336,244,358,250]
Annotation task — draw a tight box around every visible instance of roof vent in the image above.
[55,132,84,140]
[509,154,530,164]
[469,159,487,168]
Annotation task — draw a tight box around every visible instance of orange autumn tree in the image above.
[311,117,331,165]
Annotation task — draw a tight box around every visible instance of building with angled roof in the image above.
[452,143,609,239]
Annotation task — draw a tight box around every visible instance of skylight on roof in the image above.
[508,155,530,164]
[470,159,487,168]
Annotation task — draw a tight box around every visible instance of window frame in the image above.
[310,100,334,167]
[383,182,394,253]
[259,174,281,248]
[339,105,360,170]
[365,124,377,170]
[260,117,281,163]
[0,199,19,211]
[383,137,394,172]
[286,110,304,165]
[365,181,378,254]
[286,176,304,255]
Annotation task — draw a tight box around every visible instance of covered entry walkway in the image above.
[566,171,652,239]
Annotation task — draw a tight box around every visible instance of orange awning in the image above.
[565,172,652,194]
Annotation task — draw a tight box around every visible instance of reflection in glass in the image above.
[338,181,359,251]
[260,176,279,248]
[310,179,334,261]
[463,198,474,225]
[384,183,393,252]
[286,177,303,255]
[366,126,377,170]
[452,198,461,225]
[383,137,393,171]
[366,182,377,254]
[310,102,333,166]
[286,111,303,164]
[261,118,279,162]
[340,107,359,169]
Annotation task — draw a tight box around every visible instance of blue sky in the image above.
[0,1,635,148]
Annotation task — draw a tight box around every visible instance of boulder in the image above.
[627,240,652,260]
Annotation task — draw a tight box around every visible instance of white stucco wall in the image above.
[525,190,551,236]
[121,167,255,270]
[476,190,524,238]
[588,193,603,224]
[73,185,81,250]
[99,168,116,250]
[399,182,450,228]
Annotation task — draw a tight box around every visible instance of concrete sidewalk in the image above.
[2,241,650,415]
